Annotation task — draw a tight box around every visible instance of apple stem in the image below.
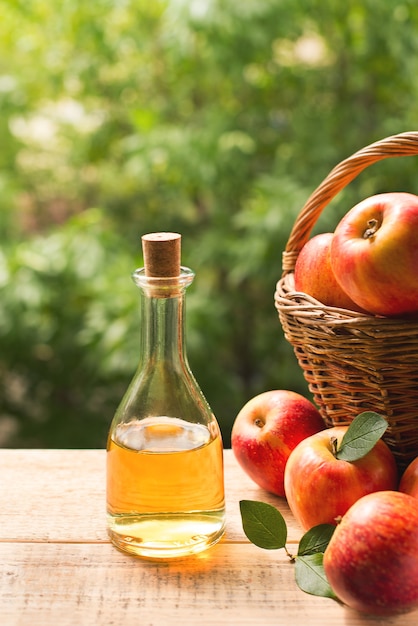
[363,218,379,239]
[331,436,339,457]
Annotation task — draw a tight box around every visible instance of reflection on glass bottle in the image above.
[106,233,226,559]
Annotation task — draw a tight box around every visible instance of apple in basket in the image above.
[294,232,365,312]
[330,192,418,316]
[323,490,418,616]
[399,456,418,498]
[284,415,398,531]
[231,390,325,497]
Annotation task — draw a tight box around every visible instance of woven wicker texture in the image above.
[275,132,418,469]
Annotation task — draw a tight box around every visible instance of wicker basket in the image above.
[274,131,418,470]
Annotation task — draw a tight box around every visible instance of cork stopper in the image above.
[141,232,181,277]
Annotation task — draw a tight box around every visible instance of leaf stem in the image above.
[285,546,296,562]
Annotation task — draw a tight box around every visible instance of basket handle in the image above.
[282,131,418,275]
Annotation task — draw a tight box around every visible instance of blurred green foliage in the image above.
[1,0,418,447]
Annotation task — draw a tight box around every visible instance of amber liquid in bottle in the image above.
[107,417,225,558]
[106,233,226,559]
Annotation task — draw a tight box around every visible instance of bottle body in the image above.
[106,267,226,558]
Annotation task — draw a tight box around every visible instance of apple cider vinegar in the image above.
[107,417,225,558]
[106,230,226,558]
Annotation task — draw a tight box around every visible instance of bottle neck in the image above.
[133,267,194,371]
[140,290,186,367]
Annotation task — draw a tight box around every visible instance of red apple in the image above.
[330,192,418,316]
[399,456,418,498]
[231,390,325,496]
[323,490,418,616]
[284,426,398,530]
[294,232,365,312]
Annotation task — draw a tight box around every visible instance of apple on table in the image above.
[231,390,325,497]
[323,490,418,616]
[284,421,398,530]
[399,456,418,498]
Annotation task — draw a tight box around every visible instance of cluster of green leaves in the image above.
[240,500,336,598]
[1,1,418,446]
[239,412,388,600]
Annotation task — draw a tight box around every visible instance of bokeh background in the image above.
[1,0,418,448]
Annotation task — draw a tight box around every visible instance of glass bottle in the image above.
[106,232,226,559]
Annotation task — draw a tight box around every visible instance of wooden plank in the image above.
[2,541,413,626]
[225,451,304,543]
[0,449,106,543]
[0,449,303,544]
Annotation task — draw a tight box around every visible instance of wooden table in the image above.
[1,449,416,626]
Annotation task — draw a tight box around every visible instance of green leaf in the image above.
[297,524,336,557]
[295,553,337,599]
[239,500,287,550]
[335,411,388,462]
